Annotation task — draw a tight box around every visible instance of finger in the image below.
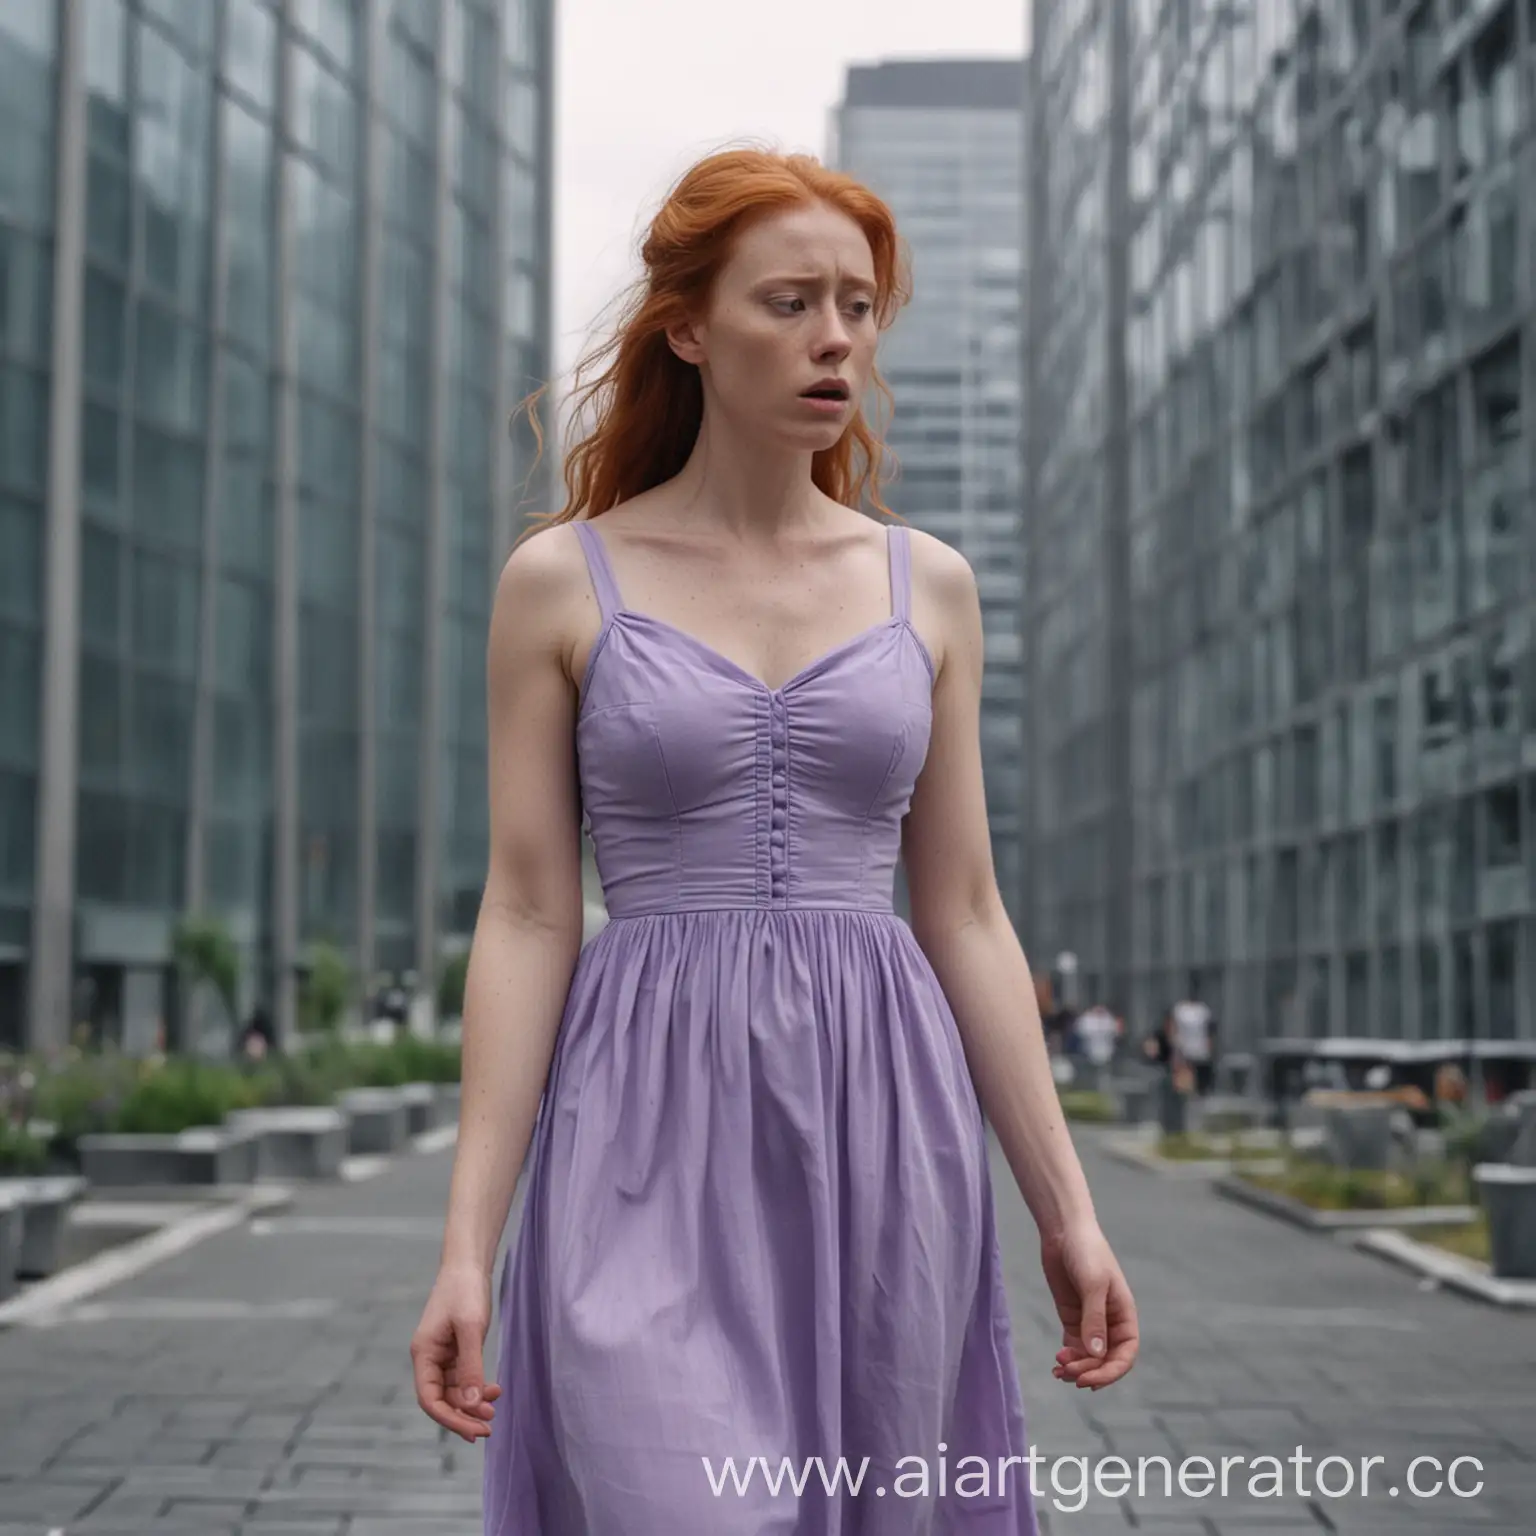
[1073,1350,1137,1390]
[1076,1280,1110,1364]
[452,1319,489,1409]
[413,1352,491,1442]
[1071,1331,1140,1388]
[414,1338,494,1438]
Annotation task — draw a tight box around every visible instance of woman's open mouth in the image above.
[799,381,850,413]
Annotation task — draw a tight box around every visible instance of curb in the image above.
[1102,1136,1286,1182]
[1212,1172,1477,1233]
[0,1184,293,1330]
[1349,1227,1536,1310]
[0,1118,459,1328]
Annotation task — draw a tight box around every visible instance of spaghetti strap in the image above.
[887,522,911,623]
[573,519,623,623]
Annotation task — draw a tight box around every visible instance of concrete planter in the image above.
[77,1126,262,1188]
[225,1107,348,1181]
[1105,1073,1157,1124]
[1214,1172,1475,1233]
[1475,1165,1536,1281]
[433,1082,462,1122]
[0,1188,22,1301]
[0,1175,87,1278]
[338,1089,410,1155]
[400,1082,439,1138]
[1192,1095,1265,1134]
[1323,1103,1395,1171]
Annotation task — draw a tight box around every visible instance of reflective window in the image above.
[224,0,275,112]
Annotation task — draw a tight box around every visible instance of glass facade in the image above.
[1025,0,1131,1001]
[1029,0,1536,1045]
[2,0,555,1052]
[0,1,58,1036]
[833,60,1029,923]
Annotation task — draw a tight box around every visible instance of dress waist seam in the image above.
[602,903,898,920]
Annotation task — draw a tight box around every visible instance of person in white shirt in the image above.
[1074,1004,1122,1069]
[1169,998,1217,1096]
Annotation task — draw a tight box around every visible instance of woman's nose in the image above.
[813,314,853,358]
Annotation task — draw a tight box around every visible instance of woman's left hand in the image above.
[1040,1220,1139,1390]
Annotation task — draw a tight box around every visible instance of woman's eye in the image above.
[771,297,804,313]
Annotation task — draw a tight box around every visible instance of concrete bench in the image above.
[226,1107,349,1181]
[1475,1164,1536,1281]
[337,1089,411,1155]
[399,1082,439,1138]
[0,1175,87,1278]
[0,1187,22,1301]
[77,1126,262,1188]
[1191,1095,1266,1134]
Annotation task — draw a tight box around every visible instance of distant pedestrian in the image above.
[1169,997,1217,1096]
[240,1004,275,1061]
[1074,1003,1122,1071]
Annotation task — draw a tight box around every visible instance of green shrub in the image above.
[112,1058,264,1135]
[0,1117,48,1175]
[247,1034,461,1100]
[171,913,241,1030]
[389,1033,461,1084]
[299,941,353,1034]
[30,1050,141,1151]
[438,951,469,1019]
[242,1046,351,1108]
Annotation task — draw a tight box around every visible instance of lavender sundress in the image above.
[483,517,1038,1533]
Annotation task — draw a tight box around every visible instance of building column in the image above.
[1102,0,1135,1016]
[415,1,454,1008]
[1021,21,1046,956]
[354,0,386,999]
[184,1,232,940]
[533,0,558,518]
[489,0,513,569]
[28,0,88,1055]
[270,0,301,1047]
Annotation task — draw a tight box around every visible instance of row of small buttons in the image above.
[768,694,788,900]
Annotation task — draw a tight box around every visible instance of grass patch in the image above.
[1415,1214,1491,1265]
[1239,1157,1471,1212]
[1155,1132,1271,1163]
[1059,1090,1117,1123]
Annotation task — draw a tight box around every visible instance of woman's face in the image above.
[672,200,880,451]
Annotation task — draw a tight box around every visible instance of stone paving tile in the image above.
[1,1127,1532,1533]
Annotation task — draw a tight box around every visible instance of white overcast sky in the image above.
[550,0,1029,392]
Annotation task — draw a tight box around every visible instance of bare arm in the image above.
[438,528,588,1279]
[901,534,1136,1388]
[901,538,1094,1241]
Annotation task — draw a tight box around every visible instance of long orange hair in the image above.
[513,146,912,547]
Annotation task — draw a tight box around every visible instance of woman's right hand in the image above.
[411,1262,502,1443]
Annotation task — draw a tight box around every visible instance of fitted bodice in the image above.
[572,518,934,918]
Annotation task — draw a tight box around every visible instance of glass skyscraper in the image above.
[1028,0,1536,1047]
[0,0,555,1053]
[1024,2,1133,1003]
[832,59,1029,923]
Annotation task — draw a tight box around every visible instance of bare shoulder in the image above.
[489,520,594,670]
[904,522,976,598]
[902,524,980,679]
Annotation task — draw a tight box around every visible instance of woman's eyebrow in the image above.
[755,271,876,288]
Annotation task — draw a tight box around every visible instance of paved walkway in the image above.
[1,1125,1531,1534]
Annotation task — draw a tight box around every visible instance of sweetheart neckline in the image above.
[621,610,909,695]
[578,610,934,715]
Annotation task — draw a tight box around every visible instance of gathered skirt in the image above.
[483,907,1039,1534]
